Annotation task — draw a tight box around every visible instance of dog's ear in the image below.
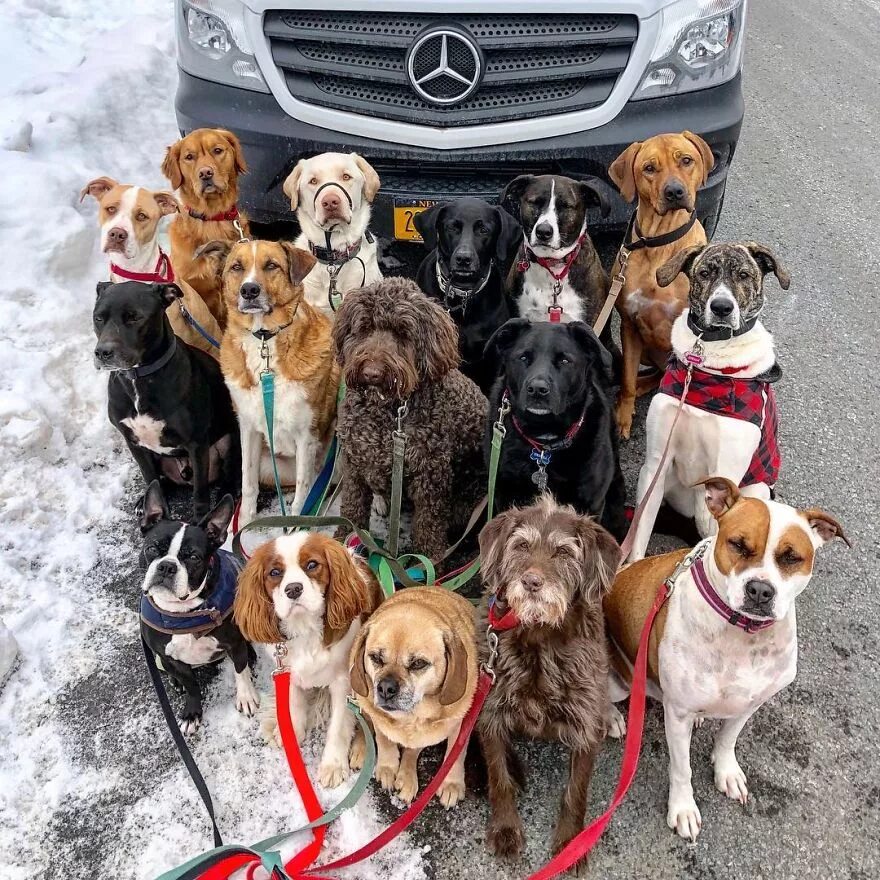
[139,480,169,532]
[438,631,469,706]
[478,510,515,585]
[577,519,621,601]
[681,130,714,186]
[161,141,184,191]
[80,176,118,203]
[800,509,851,548]
[567,321,613,383]
[499,175,534,220]
[353,153,381,202]
[483,318,531,367]
[655,245,707,288]
[152,283,184,308]
[193,239,232,278]
[493,205,523,264]
[197,494,235,544]
[322,538,372,634]
[282,159,306,210]
[233,543,286,644]
[218,129,248,175]
[743,242,791,290]
[349,623,372,698]
[95,281,113,300]
[578,176,612,219]
[694,476,741,519]
[152,191,180,217]
[279,241,317,285]
[418,296,461,381]
[608,141,642,203]
[413,202,447,251]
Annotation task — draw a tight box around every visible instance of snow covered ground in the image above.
[0,3,425,877]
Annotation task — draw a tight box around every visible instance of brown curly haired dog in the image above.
[332,278,488,562]
[476,496,621,870]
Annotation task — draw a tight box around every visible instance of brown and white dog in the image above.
[162,128,251,328]
[605,478,849,841]
[234,532,383,788]
[282,153,382,317]
[350,586,478,807]
[627,241,791,561]
[608,131,714,439]
[80,176,222,358]
[197,238,339,526]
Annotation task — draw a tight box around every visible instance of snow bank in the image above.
[0,2,426,877]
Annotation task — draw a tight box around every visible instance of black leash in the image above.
[141,638,223,847]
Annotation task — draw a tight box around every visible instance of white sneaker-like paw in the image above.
[235,675,260,717]
[667,793,702,841]
[693,716,706,729]
[318,759,348,789]
[607,704,627,739]
[436,778,465,809]
[713,755,748,805]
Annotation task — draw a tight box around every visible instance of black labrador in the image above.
[93,280,240,519]
[415,197,521,394]
[484,318,626,541]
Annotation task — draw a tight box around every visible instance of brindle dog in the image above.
[476,497,621,871]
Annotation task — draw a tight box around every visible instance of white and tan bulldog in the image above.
[604,477,849,841]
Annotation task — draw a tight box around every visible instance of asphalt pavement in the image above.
[56,2,880,878]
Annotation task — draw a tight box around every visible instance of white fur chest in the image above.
[166,633,223,666]
[275,614,361,689]
[121,413,176,454]
[226,334,315,457]
[659,572,798,719]
[515,266,585,323]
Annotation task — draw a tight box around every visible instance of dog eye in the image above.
[727,538,753,558]
[184,153,194,162]
[777,549,803,567]
[94,315,105,324]
[558,356,570,366]
[122,311,141,324]
[105,206,117,214]
[513,539,530,552]
[368,652,384,666]
[698,267,711,279]
[265,261,280,271]
[553,545,574,558]
[189,552,200,561]
[136,212,148,222]
[643,164,656,174]
[738,270,751,280]
[342,173,352,181]
[408,658,429,672]
[309,177,318,186]
[681,156,694,166]
[305,560,319,572]
[269,567,282,578]
[474,222,489,235]
[213,147,223,155]
[230,262,243,272]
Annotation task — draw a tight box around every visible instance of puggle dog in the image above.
[627,241,791,561]
[605,477,849,841]
[350,586,478,808]
[477,497,621,867]
[283,152,383,316]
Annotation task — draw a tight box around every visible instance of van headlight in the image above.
[176,0,268,92]
[634,0,747,99]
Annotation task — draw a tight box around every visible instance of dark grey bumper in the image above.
[175,69,744,236]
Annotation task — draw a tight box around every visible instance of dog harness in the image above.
[691,555,775,633]
[516,232,586,323]
[435,259,494,316]
[140,549,243,637]
[659,357,781,487]
[185,205,240,222]
[110,249,175,284]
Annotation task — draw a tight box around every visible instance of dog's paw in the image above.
[375,763,398,792]
[349,737,366,771]
[606,704,626,739]
[693,716,706,729]
[394,766,419,804]
[615,401,634,440]
[179,713,202,736]
[436,778,465,809]
[713,755,748,805]
[551,832,588,878]
[318,759,348,789]
[667,794,702,841]
[234,678,260,717]
[486,821,525,858]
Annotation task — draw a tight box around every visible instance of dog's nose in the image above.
[453,249,475,270]
[240,282,262,301]
[744,579,776,607]
[320,191,341,212]
[663,179,687,204]
[360,362,384,385]
[198,166,214,181]
[284,582,303,601]
[107,227,128,245]
[94,344,114,362]
[377,676,399,702]
[521,570,543,594]
[534,222,553,242]
[527,377,550,397]
[710,298,735,318]
[156,560,177,580]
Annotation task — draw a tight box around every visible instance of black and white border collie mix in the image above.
[139,481,257,733]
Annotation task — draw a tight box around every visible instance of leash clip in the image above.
[272,642,289,674]
[483,628,499,683]
[260,338,272,375]
[494,394,511,437]
[233,217,248,243]
[394,399,409,437]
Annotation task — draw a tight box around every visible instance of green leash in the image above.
[386,399,408,559]
[260,355,288,517]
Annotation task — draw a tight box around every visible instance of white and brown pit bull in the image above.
[604,477,849,841]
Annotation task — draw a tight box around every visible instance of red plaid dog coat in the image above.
[659,358,781,487]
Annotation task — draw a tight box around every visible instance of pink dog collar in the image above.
[692,557,776,633]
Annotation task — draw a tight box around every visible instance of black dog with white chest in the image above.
[485,319,626,540]
[415,197,521,394]
[139,481,258,733]
[93,280,240,518]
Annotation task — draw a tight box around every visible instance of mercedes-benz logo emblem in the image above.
[405,28,483,106]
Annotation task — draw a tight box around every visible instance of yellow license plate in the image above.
[393,199,438,242]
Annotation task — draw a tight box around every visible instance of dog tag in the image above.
[532,468,548,491]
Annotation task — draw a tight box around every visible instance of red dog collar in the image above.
[185,204,240,222]
[110,250,175,284]
[488,594,520,631]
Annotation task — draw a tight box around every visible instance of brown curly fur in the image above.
[332,278,488,563]
[475,496,621,869]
